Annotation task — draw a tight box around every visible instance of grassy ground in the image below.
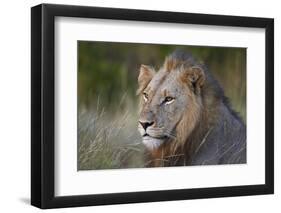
[78,100,146,170]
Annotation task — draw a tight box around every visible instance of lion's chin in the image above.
[142,136,164,151]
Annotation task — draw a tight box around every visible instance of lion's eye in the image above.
[164,96,175,105]
[143,92,148,102]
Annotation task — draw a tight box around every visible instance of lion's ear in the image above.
[137,65,155,95]
[182,66,205,93]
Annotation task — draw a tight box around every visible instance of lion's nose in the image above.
[139,121,154,130]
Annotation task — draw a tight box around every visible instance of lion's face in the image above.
[137,63,205,151]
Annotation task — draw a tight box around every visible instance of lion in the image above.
[137,50,246,167]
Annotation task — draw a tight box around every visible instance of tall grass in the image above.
[78,100,146,170]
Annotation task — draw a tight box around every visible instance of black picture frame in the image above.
[31,3,274,209]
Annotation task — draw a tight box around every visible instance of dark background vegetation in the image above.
[78,41,246,170]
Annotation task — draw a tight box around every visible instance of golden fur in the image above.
[137,50,246,167]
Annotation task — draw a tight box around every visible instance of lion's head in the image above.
[137,51,207,151]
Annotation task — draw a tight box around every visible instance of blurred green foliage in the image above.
[78,41,246,121]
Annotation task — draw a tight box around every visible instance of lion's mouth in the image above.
[139,128,170,150]
[142,136,165,151]
[143,133,167,140]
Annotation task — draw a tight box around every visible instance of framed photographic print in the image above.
[31,3,274,209]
